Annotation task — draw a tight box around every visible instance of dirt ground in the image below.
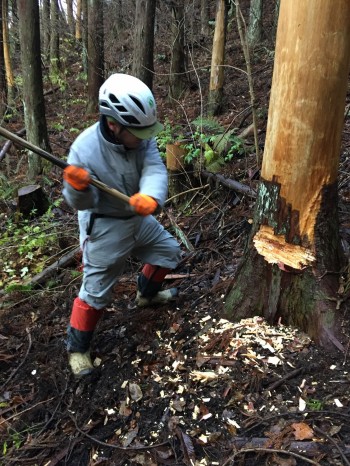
[1,4,350,465]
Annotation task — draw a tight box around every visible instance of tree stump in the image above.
[17,185,50,218]
[166,142,189,204]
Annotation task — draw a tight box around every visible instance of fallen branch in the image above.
[0,128,26,162]
[25,246,81,287]
[265,367,303,391]
[201,170,257,199]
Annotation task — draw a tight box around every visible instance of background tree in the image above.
[168,0,187,101]
[41,0,51,59]
[224,0,350,349]
[75,0,82,42]
[66,0,75,37]
[81,0,88,73]
[49,0,60,79]
[17,0,51,179]
[247,0,263,48]
[207,0,227,116]
[2,0,14,109]
[132,0,156,89]
[201,0,210,36]
[86,0,104,114]
[0,0,6,117]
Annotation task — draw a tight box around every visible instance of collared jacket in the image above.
[63,120,168,216]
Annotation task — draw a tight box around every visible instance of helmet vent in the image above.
[130,96,146,114]
[123,115,141,125]
[109,93,120,104]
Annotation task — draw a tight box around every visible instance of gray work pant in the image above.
[77,212,181,309]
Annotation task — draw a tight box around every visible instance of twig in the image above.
[164,210,194,252]
[70,414,170,451]
[222,447,321,466]
[0,327,32,391]
[165,184,209,204]
[0,398,55,427]
[265,367,302,391]
[313,425,350,466]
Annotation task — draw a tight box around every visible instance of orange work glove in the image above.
[63,165,91,191]
[129,193,158,216]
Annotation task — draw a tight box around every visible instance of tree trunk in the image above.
[18,0,51,180]
[132,0,156,90]
[49,0,60,78]
[0,0,7,118]
[66,0,75,36]
[86,0,104,115]
[82,0,88,74]
[75,0,82,41]
[207,0,227,116]
[224,0,350,350]
[41,0,50,59]
[2,0,14,107]
[247,0,263,48]
[168,1,186,101]
[200,0,210,36]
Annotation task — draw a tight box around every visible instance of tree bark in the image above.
[86,0,104,114]
[75,0,82,41]
[49,0,60,78]
[207,0,227,116]
[18,0,51,180]
[66,0,75,36]
[224,0,350,349]
[132,0,156,90]
[168,0,187,100]
[200,0,210,36]
[2,0,14,108]
[41,0,50,58]
[247,0,263,48]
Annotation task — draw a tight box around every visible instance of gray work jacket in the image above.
[63,121,168,216]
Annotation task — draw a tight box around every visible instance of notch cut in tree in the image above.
[224,0,350,349]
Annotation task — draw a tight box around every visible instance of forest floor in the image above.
[1,5,350,466]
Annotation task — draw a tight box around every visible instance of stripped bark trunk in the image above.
[224,0,350,349]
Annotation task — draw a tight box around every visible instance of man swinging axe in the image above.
[62,73,181,377]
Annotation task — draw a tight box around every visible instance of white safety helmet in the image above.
[99,73,163,139]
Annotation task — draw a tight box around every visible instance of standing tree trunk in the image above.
[2,0,14,108]
[201,0,210,36]
[0,0,6,118]
[132,0,156,90]
[168,0,186,101]
[86,0,104,114]
[247,0,263,48]
[224,0,350,349]
[207,0,227,116]
[41,0,50,59]
[81,0,88,74]
[66,0,75,36]
[75,0,82,41]
[49,0,60,79]
[18,0,51,180]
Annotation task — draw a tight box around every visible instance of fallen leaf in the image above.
[292,422,314,440]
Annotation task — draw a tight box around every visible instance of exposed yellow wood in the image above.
[261,0,350,246]
[253,226,315,270]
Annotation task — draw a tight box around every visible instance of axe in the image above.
[0,126,131,204]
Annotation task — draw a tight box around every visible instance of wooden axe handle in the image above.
[0,126,131,205]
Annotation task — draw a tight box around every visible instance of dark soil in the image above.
[1,3,350,465]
